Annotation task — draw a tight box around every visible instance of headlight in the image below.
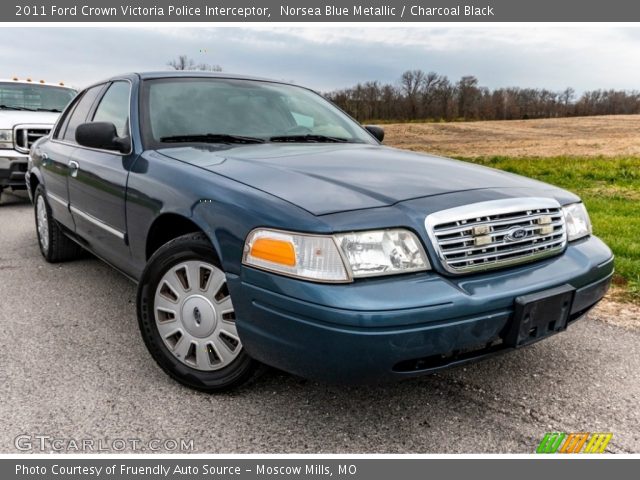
[0,129,12,149]
[334,229,430,278]
[243,228,430,283]
[563,203,592,241]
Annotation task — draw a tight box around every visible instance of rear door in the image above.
[67,80,134,272]
[40,85,106,229]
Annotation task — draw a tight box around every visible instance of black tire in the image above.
[137,232,262,392]
[34,184,84,262]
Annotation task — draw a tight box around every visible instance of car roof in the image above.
[97,71,298,88]
[80,72,314,95]
[137,71,282,82]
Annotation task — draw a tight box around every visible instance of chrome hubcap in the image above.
[154,260,241,371]
[36,195,49,253]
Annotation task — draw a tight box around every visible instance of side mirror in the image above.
[76,122,129,153]
[364,125,384,142]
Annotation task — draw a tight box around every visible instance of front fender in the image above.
[126,151,325,280]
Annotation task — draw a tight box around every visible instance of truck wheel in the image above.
[34,185,84,262]
[137,232,262,392]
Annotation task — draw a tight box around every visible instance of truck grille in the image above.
[425,198,567,274]
[13,125,51,154]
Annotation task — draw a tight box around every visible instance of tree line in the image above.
[324,70,640,122]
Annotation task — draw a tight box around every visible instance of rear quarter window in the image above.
[92,81,131,138]
[61,84,106,143]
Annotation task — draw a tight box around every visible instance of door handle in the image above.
[68,160,79,178]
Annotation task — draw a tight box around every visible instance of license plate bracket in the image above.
[505,284,575,348]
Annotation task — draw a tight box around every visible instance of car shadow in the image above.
[0,189,30,206]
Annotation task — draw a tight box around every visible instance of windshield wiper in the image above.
[160,134,265,144]
[0,104,36,111]
[269,134,353,143]
[35,108,62,112]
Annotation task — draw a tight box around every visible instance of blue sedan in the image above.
[26,72,613,391]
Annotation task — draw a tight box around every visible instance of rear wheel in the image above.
[137,232,261,392]
[34,185,84,262]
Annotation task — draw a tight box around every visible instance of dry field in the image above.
[384,114,640,158]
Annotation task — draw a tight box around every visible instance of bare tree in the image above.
[457,75,480,119]
[560,87,575,105]
[167,55,222,72]
[400,70,426,119]
[167,55,196,70]
[419,72,443,118]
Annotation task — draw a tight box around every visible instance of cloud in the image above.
[1,26,639,94]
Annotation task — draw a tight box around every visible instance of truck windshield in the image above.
[0,82,76,112]
[141,78,378,147]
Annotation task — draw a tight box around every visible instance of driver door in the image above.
[67,80,134,272]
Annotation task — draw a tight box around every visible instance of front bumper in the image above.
[0,152,28,189]
[229,235,613,383]
[228,237,613,383]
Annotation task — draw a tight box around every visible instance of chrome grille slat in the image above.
[442,232,564,257]
[425,198,567,274]
[437,221,564,246]
[445,237,566,264]
[434,212,562,236]
[13,125,51,154]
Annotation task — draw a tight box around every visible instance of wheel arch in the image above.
[28,168,44,201]
[145,212,224,264]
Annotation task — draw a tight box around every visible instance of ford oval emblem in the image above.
[505,227,527,242]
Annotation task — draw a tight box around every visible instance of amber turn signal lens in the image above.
[250,238,296,267]
[243,229,349,282]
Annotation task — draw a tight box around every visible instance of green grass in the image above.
[457,156,640,303]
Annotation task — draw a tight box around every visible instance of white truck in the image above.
[0,78,76,197]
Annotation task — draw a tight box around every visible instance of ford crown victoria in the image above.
[26,72,613,391]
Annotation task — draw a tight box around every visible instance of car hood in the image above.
[0,110,60,126]
[157,144,563,216]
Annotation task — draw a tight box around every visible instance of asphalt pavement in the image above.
[1,190,638,454]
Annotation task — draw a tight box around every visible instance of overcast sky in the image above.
[1,26,639,93]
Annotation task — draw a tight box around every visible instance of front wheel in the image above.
[137,232,262,392]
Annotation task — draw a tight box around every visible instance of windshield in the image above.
[141,78,377,147]
[0,82,76,112]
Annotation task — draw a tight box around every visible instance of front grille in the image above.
[13,125,51,154]
[425,198,567,274]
